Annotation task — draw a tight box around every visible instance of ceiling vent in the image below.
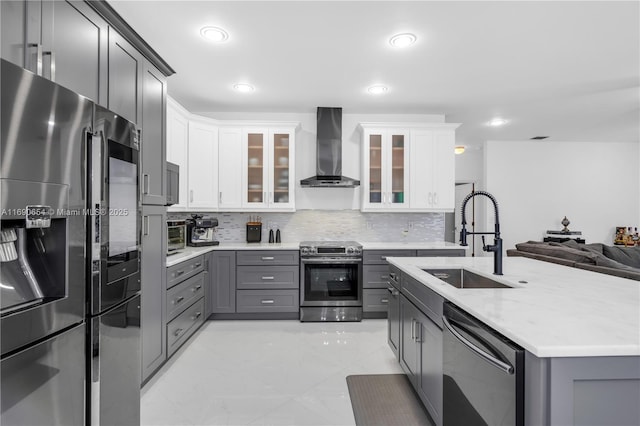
[530,136,549,140]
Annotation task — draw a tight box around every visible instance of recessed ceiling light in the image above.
[488,118,508,127]
[200,26,229,43]
[368,85,388,95]
[454,146,466,155]
[233,83,254,93]
[389,33,417,48]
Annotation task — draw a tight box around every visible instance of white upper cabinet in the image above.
[242,126,296,211]
[187,119,219,210]
[361,122,459,212]
[218,127,243,209]
[410,127,457,211]
[166,98,189,210]
[166,97,297,212]
[361,127,410,211]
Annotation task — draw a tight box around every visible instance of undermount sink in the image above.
[423,268,513,289]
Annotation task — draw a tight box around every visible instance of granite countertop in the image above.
[386,256,640,358]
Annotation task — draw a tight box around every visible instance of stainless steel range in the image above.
[299,241,363,322]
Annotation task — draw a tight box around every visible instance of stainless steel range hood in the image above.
[300,107,360,187]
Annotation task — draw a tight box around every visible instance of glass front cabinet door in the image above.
[361,127,410,211]
[242,126,295,210]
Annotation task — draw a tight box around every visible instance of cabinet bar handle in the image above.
[194,263,202,268]
[415,322,422,343]
[434,193,439,205]
[261,299,275,304]
[381,298,389,303]
[28,43,43,75]
[143,174,150,195]
[191,312,202,320]
[174,328,183,336]
[380,275,388,279]
[261,256,275,260]
[219,191,223,203]
[175,270,185,277]
[174,296,184,304]
[389,272,398,281]
[380,256,387,260]
[143,216,149,236]
[192,285,202,292]
[190,190,194,203]
[261,276,275,280]
[43,51,55,81]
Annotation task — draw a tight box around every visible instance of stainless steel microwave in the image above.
[167,220,186,254]
[166,162,179,206]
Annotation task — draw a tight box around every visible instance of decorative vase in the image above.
[561,216,570,232]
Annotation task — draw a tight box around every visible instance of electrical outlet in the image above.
[366,222,374,230]
[407,221,414,229]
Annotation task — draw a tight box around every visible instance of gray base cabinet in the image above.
[210,251,237,314]
[399,274,444,426]
[236,251,299,315]
[141,206,167,383]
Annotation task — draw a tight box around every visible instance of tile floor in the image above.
[141,319,403,426]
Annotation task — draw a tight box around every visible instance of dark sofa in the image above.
[506,240,640,281]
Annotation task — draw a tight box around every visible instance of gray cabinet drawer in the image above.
[166,298,205,357]
[402,274,443,327]
[416,249,466,257]
[236,251,299,266]
[363,288,392,312]
[236,290,299,313]
[363,264,392,289]
[363,250,415,265]
[166,272,205,321]
[237,266,299,290]
[166,255,205,289]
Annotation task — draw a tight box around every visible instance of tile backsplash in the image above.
[169,210,445,243]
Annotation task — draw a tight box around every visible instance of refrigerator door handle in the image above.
[91,319,101,426]
[90,132,103,313]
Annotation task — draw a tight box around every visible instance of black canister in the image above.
[275,229,281,243]
[268,229,274,243]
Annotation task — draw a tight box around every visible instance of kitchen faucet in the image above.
[459,190,503,275]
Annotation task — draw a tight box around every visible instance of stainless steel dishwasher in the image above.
[442,302,524,426]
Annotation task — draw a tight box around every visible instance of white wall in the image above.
[485,140,640,250]
[202,110,445,210]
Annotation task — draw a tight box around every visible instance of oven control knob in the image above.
[309,247,317,254]
[347,247,355,254]
[301,247,309,255]
[354,247,362,255]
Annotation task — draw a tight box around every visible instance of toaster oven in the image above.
[167,219,186,254]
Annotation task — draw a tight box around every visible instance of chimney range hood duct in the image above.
[300,107,360,187]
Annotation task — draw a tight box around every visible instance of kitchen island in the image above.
[386,256,640,426]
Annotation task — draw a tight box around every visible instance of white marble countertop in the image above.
[166,243,300,267]
[361,241,466,250]
[166,241,465,267]
[386,256,640,358]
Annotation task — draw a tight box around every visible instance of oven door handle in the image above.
[442,316,514,374]
[301,258,363,264]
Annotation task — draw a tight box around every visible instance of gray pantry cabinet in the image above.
[140,205,167,383]
[1,0,108,104]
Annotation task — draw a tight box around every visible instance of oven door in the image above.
[300,258,363,307]
[89,108,141,315]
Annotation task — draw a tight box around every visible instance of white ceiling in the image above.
[109,0,639,147]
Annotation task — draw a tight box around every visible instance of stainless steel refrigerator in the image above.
[1,58,141,426]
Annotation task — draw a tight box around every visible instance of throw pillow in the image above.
[602,245,640,268]
[515,242,597,265]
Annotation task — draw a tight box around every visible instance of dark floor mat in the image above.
[346,374,434,426]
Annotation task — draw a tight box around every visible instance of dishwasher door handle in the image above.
[442,316,514,374]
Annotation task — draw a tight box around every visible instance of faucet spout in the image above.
[459,191,503,275]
